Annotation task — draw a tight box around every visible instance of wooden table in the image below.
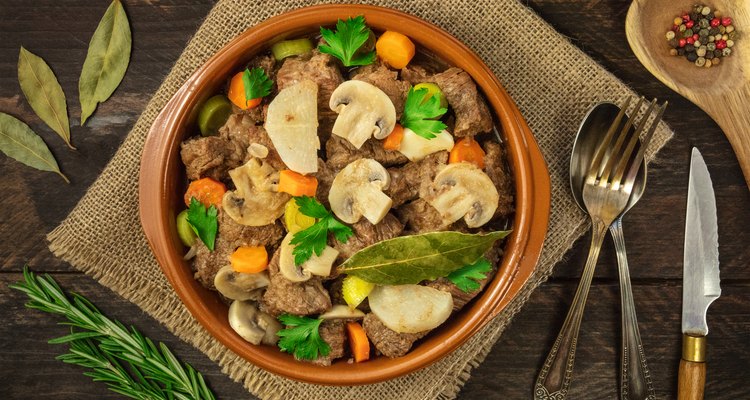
[1,1,748,399]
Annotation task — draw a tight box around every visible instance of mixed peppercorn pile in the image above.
[665,4,737,68]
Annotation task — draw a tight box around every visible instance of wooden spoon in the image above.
[626,0,750,189]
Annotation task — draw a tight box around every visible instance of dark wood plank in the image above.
[1,0,749,399]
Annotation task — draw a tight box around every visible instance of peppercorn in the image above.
[680,24,688,32]
[694,5,703,13]
[694,40,702,47]
[687,37,696,45]
[687,52,698,62]
[719,25,726,34]
[705,51,714,60]
[712,57,720,65]
[710,18,720,27]
[669,48,679,56]
[674,17,684,26]
[691,12,701,22]
[697,46,707,57]
[728,31,737,40]
[678,48,686,56]
[666,30,676,40]
[686,20,695,29]
[716,39,727,49]
[695,57,706,67]
[726,39,734,48]
[679,38,687,47]
[722,17,732,26]
[722,48,731,56]
[706,42,716,51]
[701,6,711,16]
[714,10,722,18]
[726,25,735,33]
[685,43,695,52]
[699,18,709,29]
[704,59,712,68]
[706,12,715,20]
[698,28,709,36]
[709,27,720,35]
[714,49,723,57]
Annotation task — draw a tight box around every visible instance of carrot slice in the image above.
[449,137,486,169]
[346,321,370,363]
[230,246,269,273]
[184,177,227,208]
[375,31,415,69]
[382,123,405,151]
[277,170,318,197]
[227,71,262,110]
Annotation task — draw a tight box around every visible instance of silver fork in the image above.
[534,98,667,399]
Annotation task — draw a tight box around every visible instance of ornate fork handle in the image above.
[535,219,608,400]
[611,218,656,400]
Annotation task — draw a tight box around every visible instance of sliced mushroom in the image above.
[213,265,270,301]
[424,163,499,228]
[222,158,290,226]
[228,300,282,345]
[368,284,453,333]
[398,128,455,162]
[329,80,397,149]
[328,158,393,224]
[265,80,319,173]
[278,233,339,283]
[319,304,366,320]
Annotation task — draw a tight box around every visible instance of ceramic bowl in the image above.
[139,4,550,385]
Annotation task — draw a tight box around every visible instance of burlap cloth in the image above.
[47,0,673,399]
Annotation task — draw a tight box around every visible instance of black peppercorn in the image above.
[687,52,698,62]
[669,38,679,47]
[710,27,720,35]
[685,44,695,52]
[705,51,714,59]
[714,49,723,57]
[706,12,714,20]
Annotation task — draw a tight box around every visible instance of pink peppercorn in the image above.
[721,17,732,26]
[693,33,700,40]
[710,18,721,27]
[686,20,695,29]
[682,13,691,22]
[679,38,687,47]
[716,39,727,49]
[686,37,695,45]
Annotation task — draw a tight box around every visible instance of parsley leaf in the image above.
[319,16,376,67]
[241,67,273,104]
[186,197,218,251]
[290,196,353,265]
[446,257,492,293]
[400,86,448,139]
[277,314,331,361]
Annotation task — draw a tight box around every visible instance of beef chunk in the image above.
[218,113,287,171]
[218,211,284,251]
[386,151,448,207]
[397,198,447,234]
[332,213,404,259]
[192,239,232,290]
[362,313,426,358]
[315,158,336,206]
[309,320,346,366]
[276,51,343,143]
[262,249,332,317]
[351,62,410,117]
[247,54,276,82]
[400,65,433,85]
[425,267,497,311]
[325,135,407,170]
[180,136,244,181]
[483,141,514,218]
[433,68,493,137]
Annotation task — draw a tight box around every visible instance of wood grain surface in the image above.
[1,1,749,399]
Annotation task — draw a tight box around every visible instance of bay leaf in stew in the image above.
[338,230,510,285]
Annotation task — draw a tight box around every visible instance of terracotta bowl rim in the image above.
[139,4,551,385]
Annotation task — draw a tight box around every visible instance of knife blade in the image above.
[678,147,721,400]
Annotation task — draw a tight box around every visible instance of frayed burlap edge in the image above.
[48,1,673,399]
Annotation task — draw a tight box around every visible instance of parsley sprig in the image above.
[446,257,492,293]
[400,86,448,139]
[10,267,216,400]
[277,314,331,361]
[319,16,376,67]
[241,67,273,104]
[186,197,218,251]
[290,196,353,265]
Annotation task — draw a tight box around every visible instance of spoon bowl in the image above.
[570,102,646,212]
[626,0,750,189]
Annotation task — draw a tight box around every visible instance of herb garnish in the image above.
[277,314,331,361]
[400,86,448,139]
[290,196,353,265]
[241,67,273,104]
[186,197,218,251]
[0,113,69,183]
[338,230,510,285]
[447,257,492,293]
[319,16,376,67]
[10,267,216,400]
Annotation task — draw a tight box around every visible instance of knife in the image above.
[678,148,721,400]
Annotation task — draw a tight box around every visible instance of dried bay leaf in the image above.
[17,47,73,149]
[338,230,511,285]
[79,0,131,125]
[0,113,69,183]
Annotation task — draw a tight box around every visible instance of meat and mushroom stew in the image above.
[177,16,514,365]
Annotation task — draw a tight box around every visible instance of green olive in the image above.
[176,210,197,247]
[414,82,448,109]
[271,38,314,61]
[197,95,232,137]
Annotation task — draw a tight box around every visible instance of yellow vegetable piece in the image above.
[342,275,375,308]
[284,199,316,234]
[414,83,448,109]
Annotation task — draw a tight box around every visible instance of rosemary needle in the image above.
[9,266,216,400]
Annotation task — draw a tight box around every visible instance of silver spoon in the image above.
[569,102,654,399]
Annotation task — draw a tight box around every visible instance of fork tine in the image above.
[586,97,634,184]
[622,101,668,192]
[611,99,658,186]
[598,97,645,185]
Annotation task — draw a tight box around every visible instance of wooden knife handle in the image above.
[677,334,706,400]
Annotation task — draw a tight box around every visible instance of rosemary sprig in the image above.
[9,267,216,400]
